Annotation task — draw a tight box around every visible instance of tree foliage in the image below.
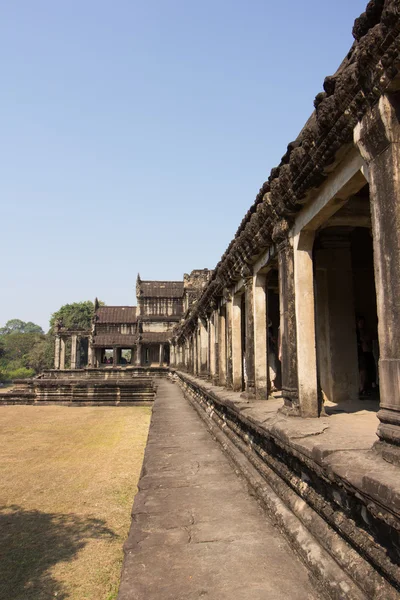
[0,319,44,335]
[49,300,103,332]
[0,332,53,380]
[0,301,104,380]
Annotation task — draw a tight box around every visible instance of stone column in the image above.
[170,343,176,368]
[192,333,196,374]
[314,230,359,405]
[96,348,102,367]
[209,314,216,382]
[277,239,299,414]
[88,339,94,368]
[225,295,233,388]
[70,334,78,370]
[231,293,243,391]
[243,276,256,397]
[60,338,66,370]
[76,337,81,368]
[253,272,268,399]
[213,309,219,383]
[136,343,141,366]
[54,335,61,369]
[159,343,163,366]
[355,93,400,462]
[294,231,319,417]
[218,305,227,386]
[113,347,118,366]
[199,319,208,376]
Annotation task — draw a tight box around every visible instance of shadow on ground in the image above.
[325,397,379,415]
[0,504,117,600]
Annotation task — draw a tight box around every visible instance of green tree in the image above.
[24,321,45,334]
[27,336,54,372]
[0,333,43,366]
[0,332,50,379]
[0,319,44,335]
[49,300,104,332]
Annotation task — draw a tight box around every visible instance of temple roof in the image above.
[96,306,137,324]
[138,281,184,299]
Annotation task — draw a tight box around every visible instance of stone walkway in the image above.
[118,380,320,600]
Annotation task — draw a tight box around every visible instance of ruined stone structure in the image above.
[170,0,400,465]
[54,270,212,370]
[1,369,156,405]
[54,324,91,370]
[130,4,400,595]
[4,2,400,596]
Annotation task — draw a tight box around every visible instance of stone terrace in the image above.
[118,379,323,600]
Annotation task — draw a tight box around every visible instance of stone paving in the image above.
[118,379,320,600]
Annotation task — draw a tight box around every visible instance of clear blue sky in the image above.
[1,0,367,331]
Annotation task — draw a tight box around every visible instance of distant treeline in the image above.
[0,301,100,381]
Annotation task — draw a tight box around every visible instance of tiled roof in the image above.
[139,281,184,298]
[96,306,137,324]
[92,334,137,347]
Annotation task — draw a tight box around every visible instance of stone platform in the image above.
[118,379,322,600]
[174,371,400,599]
[0,368,158,405]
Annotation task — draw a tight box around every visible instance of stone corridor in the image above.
[119,380,345,600]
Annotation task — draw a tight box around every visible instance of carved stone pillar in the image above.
[94,348,101,367]
[277,237,299,414]
[231,293,243,391]
[113,347,118,366]
[54,335,61,369]
[213,309,219,384]
[193,332,198,375]
[60,338,66,370]
[70,334,78,370]
[136,343,142,366]
[170,343,176,368]
[159,343,163,366]
[355,92,400,462]
[294,231,319,417]
[88,338,95,368]
[218,305,227,386]
[209,315,216,381]
[243,274,256,397]
[199,319,208,376]
[225,294,233,388]
[253,272,268,399]
[76,337,81,368]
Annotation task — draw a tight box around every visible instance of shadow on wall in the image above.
[0,505,117,600]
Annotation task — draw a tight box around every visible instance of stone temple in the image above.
[2,2,400,598]
[52,270,212,370]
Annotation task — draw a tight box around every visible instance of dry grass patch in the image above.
[0,405,152,600]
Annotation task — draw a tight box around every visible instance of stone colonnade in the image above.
[171,93,400,465]
[54,334,83,370]
[54,330,92,369]
[89,342,170,368]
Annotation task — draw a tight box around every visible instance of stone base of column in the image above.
[278,388,301,417]
[375,407,400,465]
[256,386,268,400]
[374,440,400,467]
[240,389,256,400]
